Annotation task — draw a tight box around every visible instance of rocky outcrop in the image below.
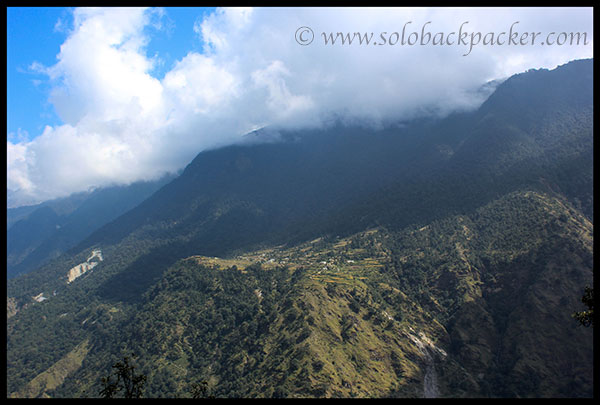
[67,249,103,284]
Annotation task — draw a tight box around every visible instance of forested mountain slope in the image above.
[7,175,175,279]
[6,59,593,398]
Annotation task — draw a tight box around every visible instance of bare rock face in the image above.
[67,249,103,284]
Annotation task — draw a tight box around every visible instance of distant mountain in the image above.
[7,174,175,279]
[67,60,591,286]
[6,59,593,398]
[7,192,91,230]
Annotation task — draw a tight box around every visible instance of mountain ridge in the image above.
[6,58,594,398]
[7,174,176,279]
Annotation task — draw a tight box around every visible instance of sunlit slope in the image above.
[8,190,592,397]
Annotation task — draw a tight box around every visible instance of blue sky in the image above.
[7,7,215,143]
[6,7,593,207]
[7,7,67,141]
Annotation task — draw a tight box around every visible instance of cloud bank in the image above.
[7,7,593,207]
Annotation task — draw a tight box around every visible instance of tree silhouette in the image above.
[100,355,147,398]
[573,286,594,327]
[190,380,214,398]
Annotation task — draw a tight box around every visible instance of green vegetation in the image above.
[5,60,593,398]
[573,287,594,327]
[6,190,593,398]
[9,339,90,398]
[100,355,147,398]
[7,176,174,279]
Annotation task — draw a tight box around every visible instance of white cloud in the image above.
[7,142,33,196]
[7,7,593,207]
[251,60,315,120]
[163,53,239,114]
